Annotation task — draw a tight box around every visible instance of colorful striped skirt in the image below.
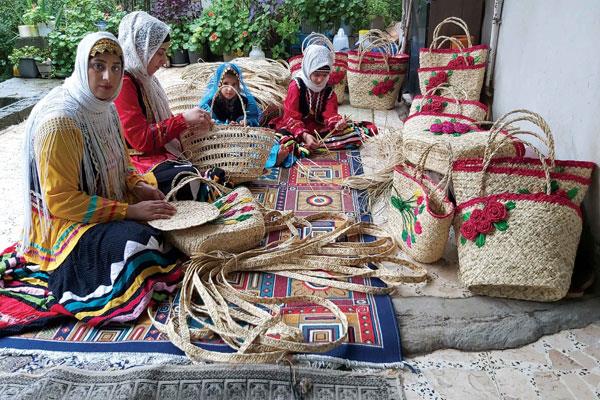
[48,220,181,326]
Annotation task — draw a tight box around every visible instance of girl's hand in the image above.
[126,200,177,221]
[302,132,319,150]
[335,118,348,131]
[132,182,164,202]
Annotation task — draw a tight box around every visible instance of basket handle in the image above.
[302,32,335,53]
[357,38,392,71]
[409,140,453,196]
[421,83,466,115]
[165,172,232,202]
[479,110,555,197]
[430,17,472,49]
[209,84,247,125]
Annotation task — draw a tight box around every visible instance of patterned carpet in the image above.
[0,150,404,368]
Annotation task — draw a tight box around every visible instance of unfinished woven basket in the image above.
[454,110,583,302]
[164,81,206,115]
[179,86,275,183]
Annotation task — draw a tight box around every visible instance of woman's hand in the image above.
[126,200,177,221]
[302,132,320,150]
[334,118,348,131]
[183,107,214,132]
[132,181,164,202]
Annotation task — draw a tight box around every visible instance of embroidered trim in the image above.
[89,39,123,58]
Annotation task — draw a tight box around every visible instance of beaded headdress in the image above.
[89,38,123,58]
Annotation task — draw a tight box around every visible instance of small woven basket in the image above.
[454,110,583,302]
[179,86,275,184]
[419,17,489,68]
[386,142,455,263]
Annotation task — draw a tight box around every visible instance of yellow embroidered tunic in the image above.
[24,117,145,271]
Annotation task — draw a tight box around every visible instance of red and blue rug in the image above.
[0,150,403,367]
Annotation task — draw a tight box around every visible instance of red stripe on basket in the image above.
[456,192,583,218]
[418,63,486,72]
[419,44,489,54]
[348,57,409,67]
[393,166,455,219]
[451,163,593,185]
[413,95,488,112]
[404,112,478,123]
[346,66,406,75]
[454,157,597,171]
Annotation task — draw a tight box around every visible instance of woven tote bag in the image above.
[452,110,594,205]
[386,142,455,263]
[454,112,583,302]
[419,17,489,68]
[409,84,488,121]
[402,111,524,174]
[179,86,275,184]
[162,177,266,256]
[418,63,486,100]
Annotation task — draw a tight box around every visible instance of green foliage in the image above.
[48,0,125,77]
[0,0,29,81]
[22,3,55,25]
[9,46,51,65]
[247,1,300,59]
[286,0,368,33]
[366,0,403,26]
[191,0,251,56]
[169,22,193,53]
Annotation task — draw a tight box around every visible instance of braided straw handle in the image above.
[357,38,394,71]
[422,83,468,115]
[209,84,248,124]
[480,110,555,197]
[430,17,472,49]
[165,173,232,202]
[408,140,454,196]
[302,32,335,53]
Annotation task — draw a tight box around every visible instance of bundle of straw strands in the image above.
[178,57,291,113]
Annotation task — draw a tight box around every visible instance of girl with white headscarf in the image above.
[115,11,228,198]
[271,44,378,160]
[20,32,182,326]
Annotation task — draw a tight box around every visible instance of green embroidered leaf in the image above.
[236,214,253,222]
[475,233,486,248]
[505,201,516,210]
[448,70,454,76]
[452,53,458,59]
[493,220,508,231]
[401,230,408,241]
[425,129,430,132]
[434,118,442,124]
[442,102,448,107]
[419,204,425,213]
[450,118,456,122]
[432,71,437,76]
[460,236,467,245]
[214,200,224,209]
[411,233,416,243]
[368,90,373,95]
[517,189,530,194]
[550,180,560,192]
[462,211,472,221]
[434,132,442,136]
[425,79,429,84]
[427,98,433,104]
[416,105,421,111]
[453,133,461,137]
[372,79,378,85]
[567,188,579,200]
[474,56,481,63]
[390,195,402,211]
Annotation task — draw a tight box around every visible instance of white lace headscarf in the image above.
[118,11,173,122]
[299,44,334,93]
[20,32,130,253]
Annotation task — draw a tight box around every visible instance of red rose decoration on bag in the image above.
[425,71,449,93]
[328,68,345,85]
[453,122,471,134]
[369,77,398,97]
[485,201,507,222]
[460,222,478,241]
[459,201,516,247]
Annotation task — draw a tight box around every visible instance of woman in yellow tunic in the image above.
[20,32,181,326]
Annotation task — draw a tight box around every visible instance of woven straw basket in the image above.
[454,110,583,302]
[409,84,488,121]
[164,181,265,256]
[164,81,205,115]
[402,112,524,174]
[452,110,594,205]
[419,17,489,68]
[179,86,275,184]
[386,142,455,263]
[418,64,485,101]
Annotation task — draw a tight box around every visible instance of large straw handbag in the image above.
[455,111,583,302]
[179,86,275,184]
[402,108,524,174]
[418,63,486,100]
[409,84,488,121]
[157,175,266,256]
[347,39,409,110]
[452,110,594,205]
[386,142,455,263]
[419,17,489,68]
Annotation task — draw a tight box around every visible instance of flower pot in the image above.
[369,16,385,30]
[170,49,189,66]
[18,58,39,78]
[188,47,206,64]
[37,21,55,37]
[223,52,236,62]
[36,61,52,78]
[18,25,39,38]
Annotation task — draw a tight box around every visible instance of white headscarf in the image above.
[299,44,334,93]
[118,11,173,122]
[20,32,130,253]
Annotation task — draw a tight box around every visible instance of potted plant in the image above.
[247,0,301,59]
[19,4,40,38]
[9,46,50,78]
[23,1,56,37]
[186,20,207,64]
[366,0,402,29]
[192,0,251,60]
[169,23,191,66]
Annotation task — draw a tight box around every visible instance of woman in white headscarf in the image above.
[20,32,182,326]
[270,44,378,160]
[115,11,229,199]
